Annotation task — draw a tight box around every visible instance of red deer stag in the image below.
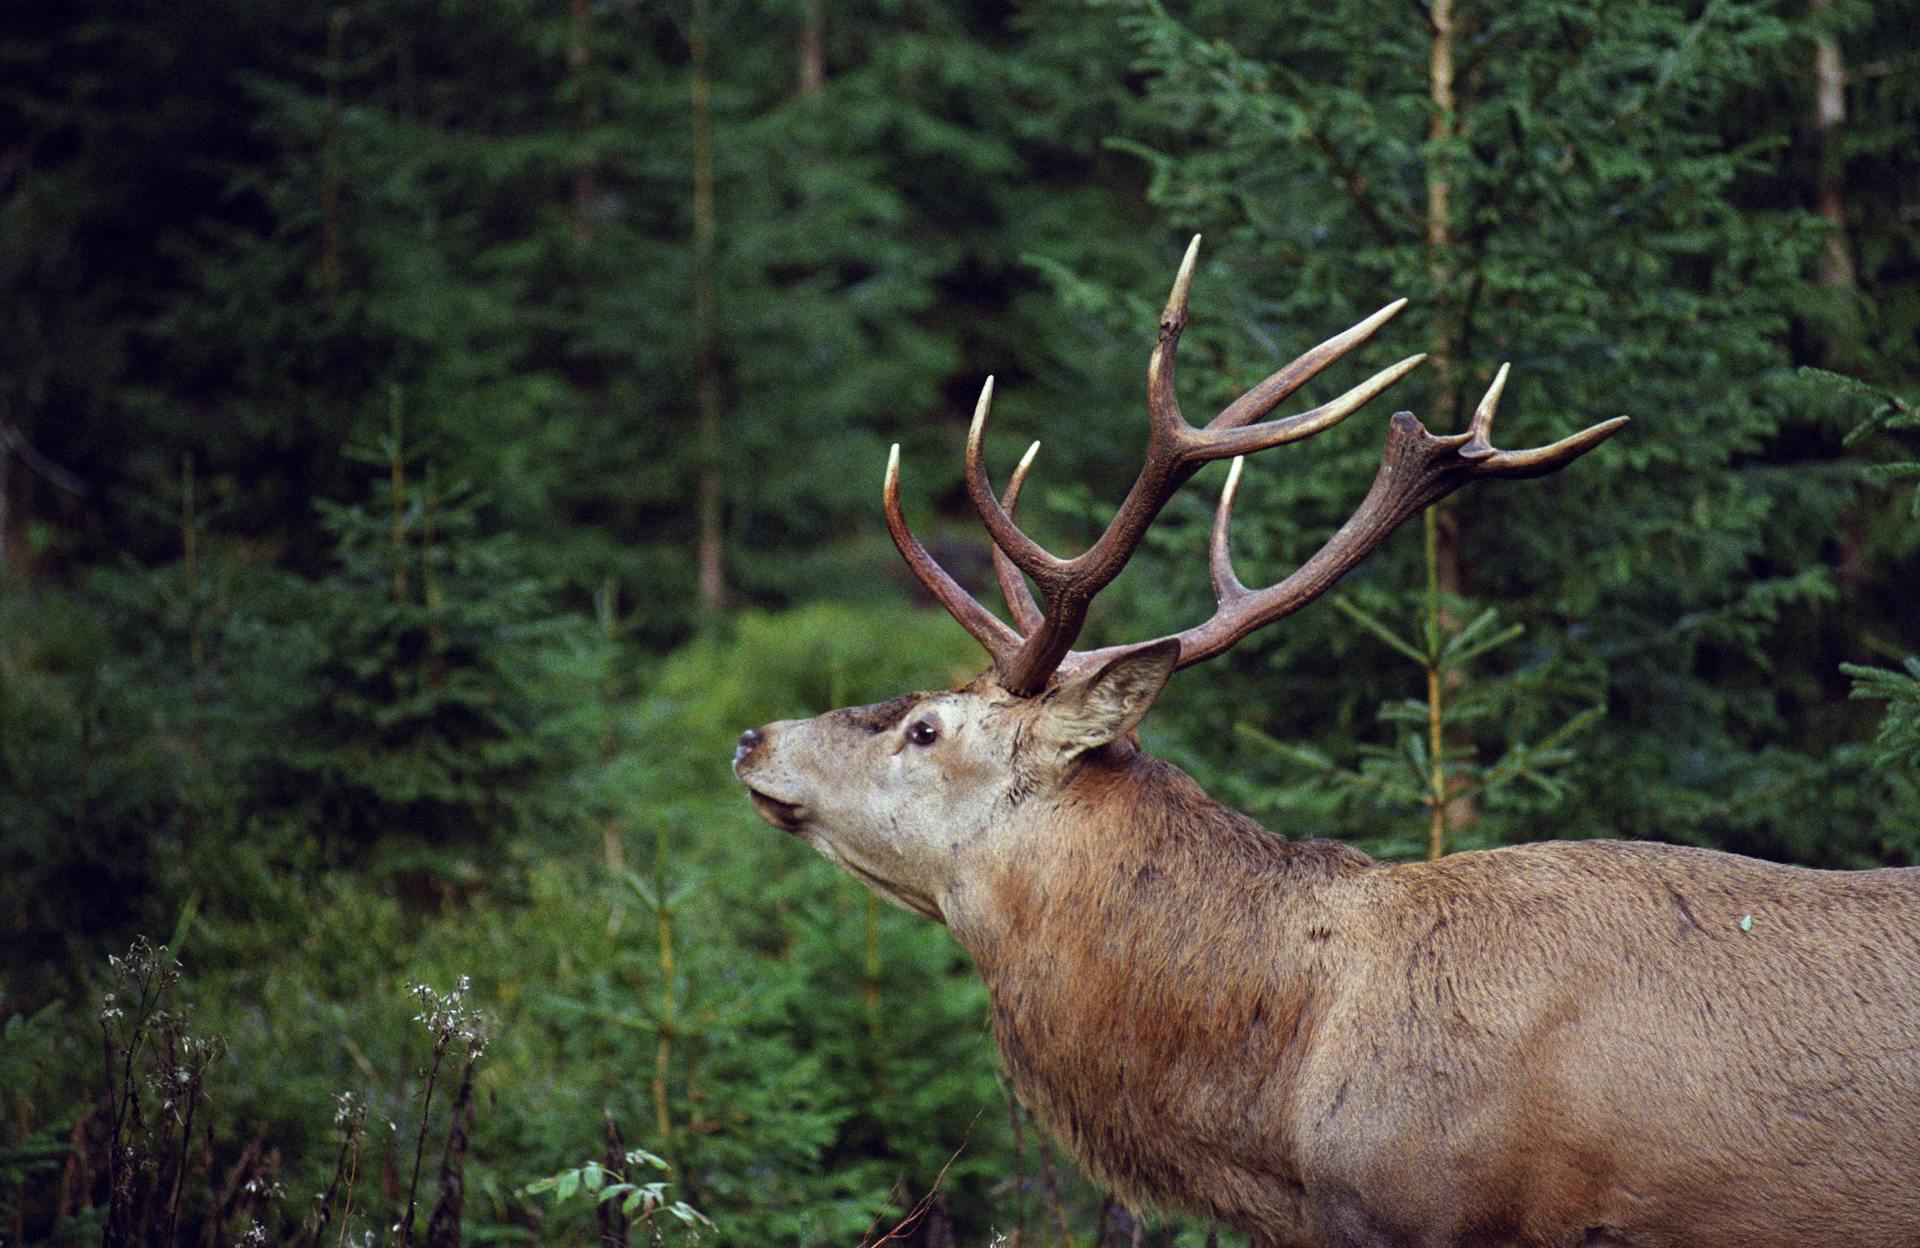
[732,238,1920,1248]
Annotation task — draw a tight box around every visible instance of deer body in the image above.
[732,240,1919,1244]
[958,747,1920,1248]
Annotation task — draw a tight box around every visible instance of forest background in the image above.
[2,0,1917,1244]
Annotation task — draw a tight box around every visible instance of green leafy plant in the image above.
[522,1147,714,1245]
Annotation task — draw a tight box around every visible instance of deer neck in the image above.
[948,747,1375,1218]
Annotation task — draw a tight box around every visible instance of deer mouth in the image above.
[747,788,807,832]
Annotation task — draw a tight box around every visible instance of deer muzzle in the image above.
[733,725,807,832]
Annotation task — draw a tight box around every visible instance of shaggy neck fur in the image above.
[949,746,1375,1226]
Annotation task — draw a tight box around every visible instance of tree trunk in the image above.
[1425,0,1477,837]
[1810,0,1856,292]
[1425,0,1457,429]
[569,0,599,241]
[798,0,825,97]
[690,0,727,614]
[322,8,348,305]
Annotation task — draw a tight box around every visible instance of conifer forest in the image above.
[2,0,1918,1244]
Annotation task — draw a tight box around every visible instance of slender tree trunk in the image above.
[1807,0,1862,368]
[0,424,10,575]
[570,0,597,241]
[1810,0,1855,293]
[799,0,825,96]
[1425,0,1476,837]
[1425,0,1457,429]
[690,0,727,613]
[322,8,348,305]
[597,583,626,871]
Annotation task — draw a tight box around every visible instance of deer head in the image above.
[733,236,1626,927]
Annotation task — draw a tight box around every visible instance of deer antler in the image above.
[884,238,1627,694]
[1062,364,1630,677]
[964,237,1422,693]
[883,444,1022,665]
[990,441,1046,637]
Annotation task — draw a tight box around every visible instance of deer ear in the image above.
[1037,639,1180,757]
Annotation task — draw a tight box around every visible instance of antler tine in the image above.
[1210,298,1411,431]
[966,376,1069,584]
[1461,365,1630,477]
[1466,361,1511,452]
[883,444,1021,662]
[1209,457,1249,604]
[1147,234,1204,437]
[1194,352,1427,460]
[1482,417,1632,478]
[993,441,1045,635]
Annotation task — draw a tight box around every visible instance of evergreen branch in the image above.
[1610,0,1728,130]
[1436,607,1522,671]
[1303,121,1409,246]
[1268,65,1420,242]
[0,421,89,496]
[1468,705,1606,801]
[1842,658,1920,772]
[1234,722,1392,795]
[1332,596,1427,665]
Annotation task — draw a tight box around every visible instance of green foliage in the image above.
[275,410,583,855]
[1,0,1916,1244]
[523,1148,714,1243]
[1816,367,1920,516]
[1242,589,1603,859]
[0,1003,69,1230]
[0,607,1038,1245]
[1843,657,1920,777]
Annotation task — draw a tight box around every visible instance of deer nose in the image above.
[734,727,765,768]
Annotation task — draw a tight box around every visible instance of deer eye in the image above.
[906,719,940,748]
